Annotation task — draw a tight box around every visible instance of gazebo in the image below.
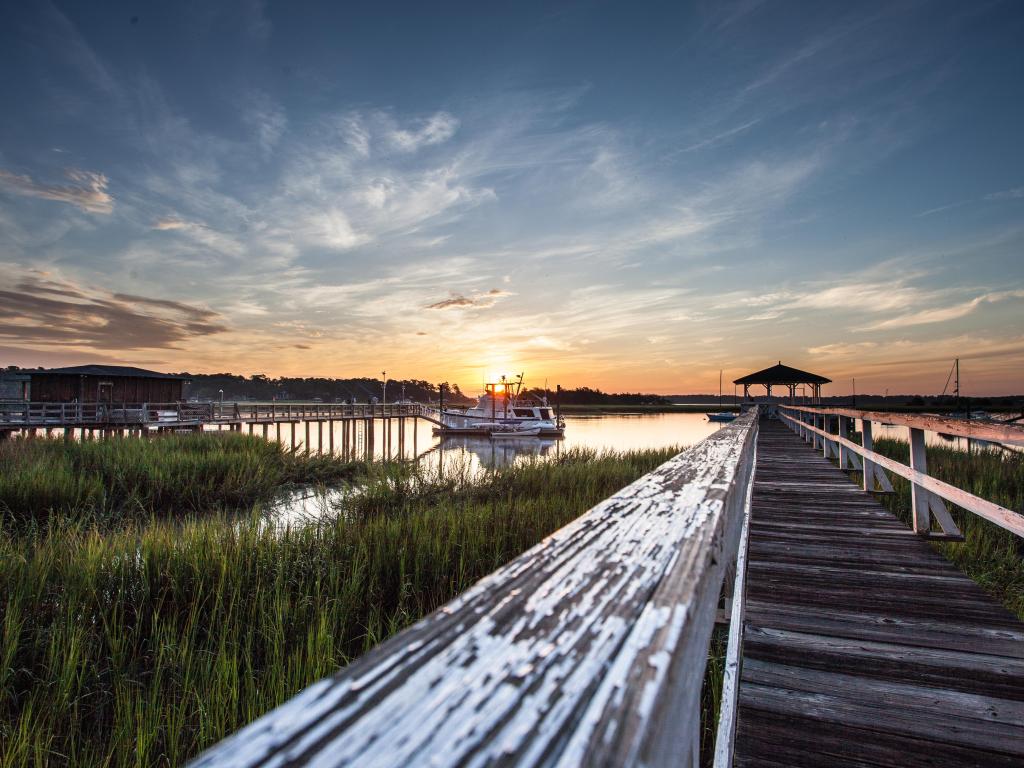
[734,362,831,403]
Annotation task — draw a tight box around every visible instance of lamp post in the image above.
[218,389,223,418]
[381,371,387,405]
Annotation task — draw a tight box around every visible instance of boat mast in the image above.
[955,358,960,414]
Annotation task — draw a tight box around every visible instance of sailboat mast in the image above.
[955,358,960,414]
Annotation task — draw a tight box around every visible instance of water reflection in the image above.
[421,434,563,470]
[869,421,1020,454]
[264,413,728,524]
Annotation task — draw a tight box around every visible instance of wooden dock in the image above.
[188,407,1024,767]
[735,418,1024,767]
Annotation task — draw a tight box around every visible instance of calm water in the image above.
[238,412,726,468]
[264,413,727,524]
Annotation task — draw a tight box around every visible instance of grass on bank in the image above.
[1,442,692,767]
[0,433,362,530]
[863,437,1024,620]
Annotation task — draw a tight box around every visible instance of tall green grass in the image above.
[1,446,679,767]
[867,438,1024,619]
[0,433,362,530]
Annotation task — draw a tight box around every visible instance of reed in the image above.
[868,438,1024,619]
[0,432,362,530]
[1,446,682,767]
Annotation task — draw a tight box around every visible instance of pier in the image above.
[734,417,1024,766]
[188,404,1024,767]
[0,400,440,457]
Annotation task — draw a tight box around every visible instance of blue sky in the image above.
[1,0,1022,394]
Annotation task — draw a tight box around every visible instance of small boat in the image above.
[490,426,541,438]
[707,412,737,422]
[706,370,737,422]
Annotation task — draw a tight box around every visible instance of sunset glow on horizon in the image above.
[2,3,1023,396]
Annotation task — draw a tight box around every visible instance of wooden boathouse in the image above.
[26,364,189,403]
[189,397,1024,767]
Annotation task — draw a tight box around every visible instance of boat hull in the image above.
[707,412,738,422]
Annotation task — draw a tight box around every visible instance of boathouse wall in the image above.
[28,372,186,403]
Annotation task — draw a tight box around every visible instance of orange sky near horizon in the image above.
[6,324,1022,397]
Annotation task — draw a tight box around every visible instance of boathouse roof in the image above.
[733,362,831,386]
[39,365,189,380]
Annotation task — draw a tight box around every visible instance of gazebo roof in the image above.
[733,362,831,386]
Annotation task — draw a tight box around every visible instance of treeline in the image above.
[525,386,671,406]
[183,373,472,404]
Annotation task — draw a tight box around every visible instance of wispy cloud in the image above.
[985,186,1024,201]
[426,288,512,310]
[672,118,761,156]
[152,217,189,230]
[857,289,1024,331]
[916,185,1024,217]
[387,112,459,153]
[0,168,113,213]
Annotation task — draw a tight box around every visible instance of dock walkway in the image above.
[735,418,1024,767]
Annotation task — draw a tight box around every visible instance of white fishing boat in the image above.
[434,374,565,437]
[490,426,542,439]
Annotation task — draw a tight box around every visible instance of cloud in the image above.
[672,118,761,156]
[857,290,1024,331]
[425,288,512,310]
[153,217,189,230]
[916,200,970,218]
[0,270,227,350]
[244,91,287,155]
[985,186,1024,201]
[0,168,113,213]
[916,186,1023,217]
[387,112,459,153]
[302,209,370,250]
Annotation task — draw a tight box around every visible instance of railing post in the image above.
[838,416,850,470]
[862,419,875,491]
[822,415,830,458]
[909,427,931,533]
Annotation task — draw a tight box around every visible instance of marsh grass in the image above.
[862,437,1024,619]
[1,444,683,767]
[0,432,362,530]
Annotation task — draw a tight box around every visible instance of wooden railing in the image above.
[776,405,1024,541]
[0,401,427,428]
[0,401,214,426]
[190,409,760,768]
[220,401,425,422]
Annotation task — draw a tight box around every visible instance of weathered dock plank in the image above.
[735,418,1024,766]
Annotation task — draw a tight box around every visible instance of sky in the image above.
[1,1,1023,396]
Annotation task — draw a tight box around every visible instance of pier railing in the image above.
[191,409,760,768]
[776,405,1024,541]
[222,401,425,422]
[0,400,427,429]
